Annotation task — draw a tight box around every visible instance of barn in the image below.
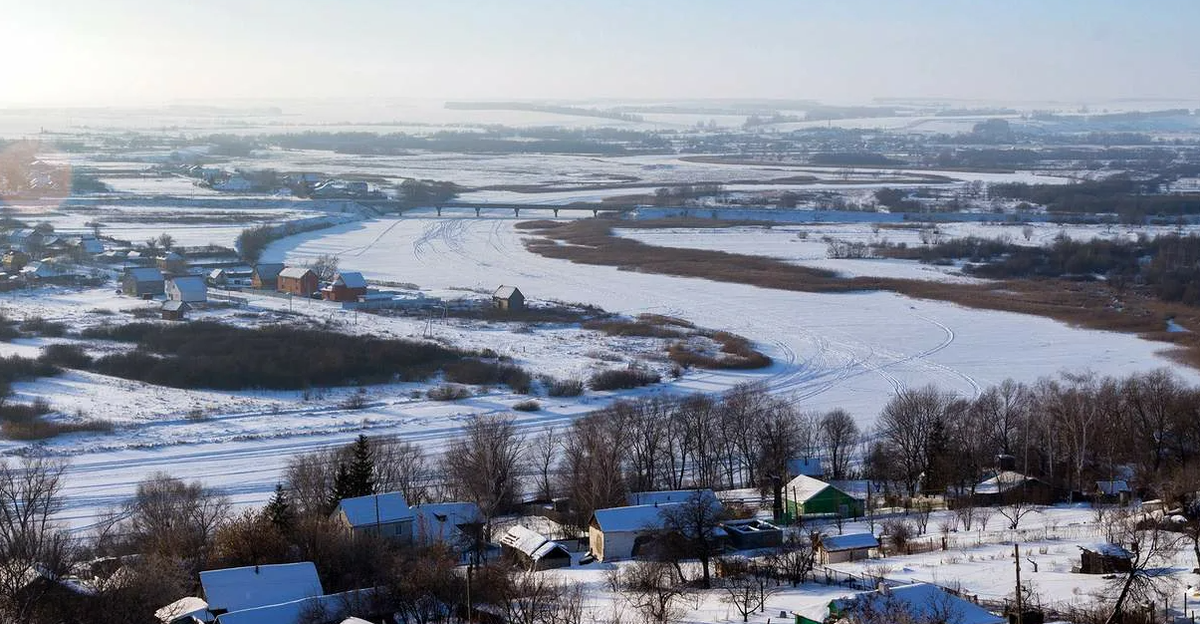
[323,271,368,302]
[251,263,285,289]
[122,267,165,297]
[166,275,208,303]
[500,525,571,571]
[970,471,1058,506]
[276,267,318,297]
[784,475,863,519]
[492,285,525,311]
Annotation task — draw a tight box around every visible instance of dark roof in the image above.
[253,263,285,279]
[162,300,190,312]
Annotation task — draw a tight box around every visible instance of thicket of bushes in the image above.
[545,377,585,397]
[589,367,661,391]
[443,360,532,394]
[80,321,470,390]
[667,332,773,370]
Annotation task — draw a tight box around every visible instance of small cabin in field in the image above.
[492,285,524,311]
[161,300,191,321]
[251,263,285,289]
[1078,543,1133,574]
[277,267,318,297]
[323,271,368,302]
[969,471,1058,506]
[500,525,571,571]
[122,267,165,297]
[1095,480,1131,505]
[207,268,228,287]
[158,251,188,275]
[722,519,783,550]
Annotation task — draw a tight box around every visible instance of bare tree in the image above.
[443,414,524,538]
[878,386,952,497]
[116,472,230,575]
[953,504,977,531]
[0,458,77,624]
[529,426,560,502]
[657,490,726,588]
[306,253,340,283]
[998,499,1039,531]
[1103,511,1183,624]
[768,532,817,587]
[820,408,859,480]
[614,560,690,624]
[373,438,430,505]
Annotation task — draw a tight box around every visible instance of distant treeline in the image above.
[991,178,1200,219]
[885,233,1200,305]
[444,101,644,122]
[255,129,670,155]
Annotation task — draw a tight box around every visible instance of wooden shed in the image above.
[500,525,571,571]
[161,300,191,321]
[492,285,525,311]
[818,532,879,564]
[722,519,783,550]
[277,267,318,297]
[1078,543,1133,574]
[322,271,368,302]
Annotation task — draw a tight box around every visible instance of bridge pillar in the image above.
[592,209,599,217]
[553,208,559,218]
[475,207,481,217]
[514,208,520,218]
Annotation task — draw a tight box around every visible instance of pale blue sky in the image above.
[1,0,1196,105]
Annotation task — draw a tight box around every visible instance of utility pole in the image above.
[1014,542,1024,624]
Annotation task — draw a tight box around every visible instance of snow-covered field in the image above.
[0,212,1193,530]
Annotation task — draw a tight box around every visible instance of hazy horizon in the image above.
[2,0,1198,107]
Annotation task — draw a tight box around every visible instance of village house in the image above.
[158,251,188,275]
[207,268,228,287]
[786,457,825,480]
[161,300,191,321]
[829,583,1005,624]
[155,596,210,624]
[122,267,165,297]
[626,489,719,507]
[331,492,415,543]
[492,285,525,311]
[1095,480,1132,505]
[968,470,1058,506]
[411,501,484,557]
[251,263,285,289]
[166,275,208,303]
[784,474,863,519]
[197,562,323,617]
[589,504,672,562]
[817,532,879,564]
[499,525,572,571]
[1078,543,1133,574]
[277,267,319,297]
[8,229,44,253]
[322,271,368,302]
[20,260,64,280]
[3,249,29,272]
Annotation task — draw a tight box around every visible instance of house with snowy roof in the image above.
[968,470,1058,506]
[626,489,719,507]
[784,474,863,519]
[1078,543,1133,574]
[492,285,524,311]
[198,562,323,616]
[589,503,676,561]
[411,501,484,557]
[500,525,571,571]
[322,271,368,302]
[829,583,1005,624]
[817,532,879,564]
[122,267,165,297]
[166,275,207,303]
[331,492,415,542]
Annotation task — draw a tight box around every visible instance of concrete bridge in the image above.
[358,200,639,218]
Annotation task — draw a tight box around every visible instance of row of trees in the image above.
[867,369,1200,501]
